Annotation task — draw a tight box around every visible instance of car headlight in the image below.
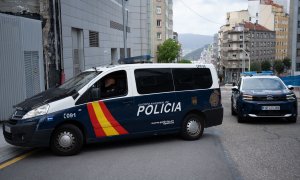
[286,94,296,100]
[242,94,253,101]
[22,104,50,119]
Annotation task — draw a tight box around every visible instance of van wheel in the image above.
[50,124,83,156]
[181,114,204,140]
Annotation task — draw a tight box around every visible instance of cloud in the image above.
[173,0,248,35]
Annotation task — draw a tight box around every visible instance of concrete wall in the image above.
[60,0,149,80]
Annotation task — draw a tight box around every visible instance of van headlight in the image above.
[286,94,296,100]
[242,94,253,101]
[22,104,50,119]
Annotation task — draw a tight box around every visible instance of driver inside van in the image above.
[101,77,117,98]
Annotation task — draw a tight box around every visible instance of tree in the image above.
[250,61,261,72]
[273,60,284,75]
[282,57,291,69]
[261,60,271,71]
[157,39,180,63]
[178,59,192,63]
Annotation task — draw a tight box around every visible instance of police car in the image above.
[231,72,298,123]
[3,64,223,155]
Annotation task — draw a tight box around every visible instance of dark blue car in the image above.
[231,75,298,123]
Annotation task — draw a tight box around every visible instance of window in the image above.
[240,44,243,48]
[297,49,300,56]
[157,32,162,40]
[135,68,173,94]
[172,68,212,90]
[298,21,300,28]
[240,35,243,40]
[89,31,99,47]
[296,63,300,71]
[157,19,162,27]
[76,70,127,104]
[156,6,162,14]
[297,34,300,42]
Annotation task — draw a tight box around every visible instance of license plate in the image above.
[261,106,280,110]
[4,125,11,133]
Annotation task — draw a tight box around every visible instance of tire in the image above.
[50,124,84,156]
[181,114,204,140]
[288,117,297,123]
[237,114,246,123]
[231,103,237,116]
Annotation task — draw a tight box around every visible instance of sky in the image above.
[173,0,248,36]
[173,0,289,36]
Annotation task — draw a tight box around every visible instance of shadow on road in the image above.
[32,132,220,157]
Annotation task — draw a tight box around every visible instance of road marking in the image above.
[0,149,39,170]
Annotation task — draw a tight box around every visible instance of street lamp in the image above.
[122,0,128,59]
[241,48,251,71]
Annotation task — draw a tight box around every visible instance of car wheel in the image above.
[288,117,297,123]
[231,103,237,116]
[237,114,246,123]
[181,114,204,140]
[50,124,84,156]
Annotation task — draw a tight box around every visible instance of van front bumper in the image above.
[3,119,52,147]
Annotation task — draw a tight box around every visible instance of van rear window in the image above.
[135,68,173,94]
[172,68,212,91]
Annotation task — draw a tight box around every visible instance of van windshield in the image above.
[59,71,101,92]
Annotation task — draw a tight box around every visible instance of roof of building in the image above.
[262,0,283,9]
[244,22,271,31]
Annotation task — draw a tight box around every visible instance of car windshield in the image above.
[59,71,101,92]
[242,78,286,91]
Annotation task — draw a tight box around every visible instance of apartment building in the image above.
[150,0,173,62]
[260,0,289,60]
[288,0,300,75]
[221,22,275,83]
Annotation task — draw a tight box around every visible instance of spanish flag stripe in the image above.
[91,102,119,136]
[87,103,106,137]
[99,101,128,135]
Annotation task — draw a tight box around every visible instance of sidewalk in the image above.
[0,123,32,164]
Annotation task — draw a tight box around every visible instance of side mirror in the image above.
[287,85,294,90]
[91,87,101,101]
[232,86,239,92]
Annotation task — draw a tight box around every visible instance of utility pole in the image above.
[122,0,128,59]
[242,24,245,73]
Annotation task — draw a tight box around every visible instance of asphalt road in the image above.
[0,88,299,180]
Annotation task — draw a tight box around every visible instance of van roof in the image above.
[85,63,215,72]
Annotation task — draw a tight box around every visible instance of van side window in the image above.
[172,68,212,91]
[76,70,127,105]
[135,68,173,94]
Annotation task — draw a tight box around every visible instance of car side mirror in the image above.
[287,85,294,90]
[91,87,101,101]
[232,86,239,92]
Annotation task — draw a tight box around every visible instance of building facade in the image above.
[288,0,300,75]
[0,0,150,85]
[150,0,173,62]
[221,22,275,83]
[259,0,289,60]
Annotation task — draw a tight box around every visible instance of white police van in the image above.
[3,64,223,155]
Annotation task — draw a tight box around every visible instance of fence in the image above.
[280,75,300,86]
